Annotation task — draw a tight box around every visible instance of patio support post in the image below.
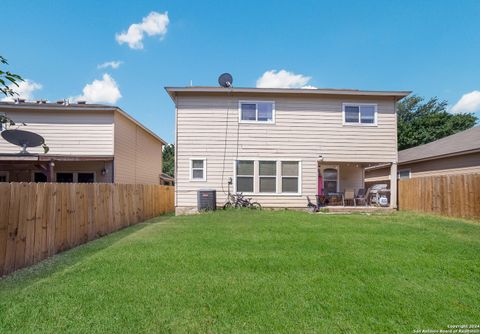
[390,162,397,209]
[47,160,55,182]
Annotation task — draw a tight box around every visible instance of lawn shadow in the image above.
[0,215,172,289]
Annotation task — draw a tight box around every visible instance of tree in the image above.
[0,55,23,127]
[162,144,174,177]
[0,55,49,153]
[0,56,23,98]
[397,95,477,150]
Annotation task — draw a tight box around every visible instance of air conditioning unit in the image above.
[197,189,216,211]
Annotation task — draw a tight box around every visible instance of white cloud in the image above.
[256,69,313,89]
[73,74,121,104]
[1,79,42,101]
[97,60,123,69]
[116,11,169,49]
[450,90,480,114]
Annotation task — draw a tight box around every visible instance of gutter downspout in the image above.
[174,93,178,213]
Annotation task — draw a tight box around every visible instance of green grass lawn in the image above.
[0,210,479,333]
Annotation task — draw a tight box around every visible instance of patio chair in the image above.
[354,188,369,206]
[343,189,355,206]
[327,192,343,206]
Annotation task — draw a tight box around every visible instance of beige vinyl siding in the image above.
[0,110,114,155]
[176,94,397,210]
[113,112,163,184]
[400,152,480,177]
[365,152,480,183]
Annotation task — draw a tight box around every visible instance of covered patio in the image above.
[0,154,114,183]
[316,161,397,209]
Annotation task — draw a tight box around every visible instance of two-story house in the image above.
[166,86,410,214]
[0,101,166,184]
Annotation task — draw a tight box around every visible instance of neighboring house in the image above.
[0,101,166,184]
[166,86,410,214]
[159,173,175,186]
[365,126,480,186]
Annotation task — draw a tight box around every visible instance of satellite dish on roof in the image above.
[1,129,46,154]
[218,73,233,88]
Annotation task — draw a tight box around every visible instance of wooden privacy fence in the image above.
[398,174,480,220]
[0,183,174,276]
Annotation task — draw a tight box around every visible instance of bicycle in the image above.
[223,178,261,210]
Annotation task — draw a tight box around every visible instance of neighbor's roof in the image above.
[0,101,167,145]
[159,173,175,181]
[399,126,480,164]
[165,86,411,101]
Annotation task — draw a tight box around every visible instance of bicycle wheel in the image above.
[223,202,233,210]
[249,202,262,210]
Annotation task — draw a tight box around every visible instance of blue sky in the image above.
[3,0,480,143]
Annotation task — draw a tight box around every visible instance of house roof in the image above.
[0,101,167,145]
[398,126,480,164]
[159,173,175,181]
[165,86,411,101]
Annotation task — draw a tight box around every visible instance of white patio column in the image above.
[390,162,397,209]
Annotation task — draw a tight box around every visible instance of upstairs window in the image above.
[240,102,275,123]
[343,104,377,125]
[190,159,206,181]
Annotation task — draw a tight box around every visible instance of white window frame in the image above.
[342,103,378,126]
[259,160,277,194]
[235,160,255,193]
[55,171,96,183]
[0,171,9,182]
[397,169,411,180]
[238,101,276,124]
[189,158,207,182]
[280,161,302,194]
[233,159,302,196]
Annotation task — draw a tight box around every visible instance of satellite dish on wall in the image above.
[1,129,46,154]
[218,73,233,88]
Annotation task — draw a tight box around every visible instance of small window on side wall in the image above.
[190,159,206,181]
[343,104,377,125]
[398,169,411,179]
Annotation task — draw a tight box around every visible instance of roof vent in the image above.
[77,100,87,105]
